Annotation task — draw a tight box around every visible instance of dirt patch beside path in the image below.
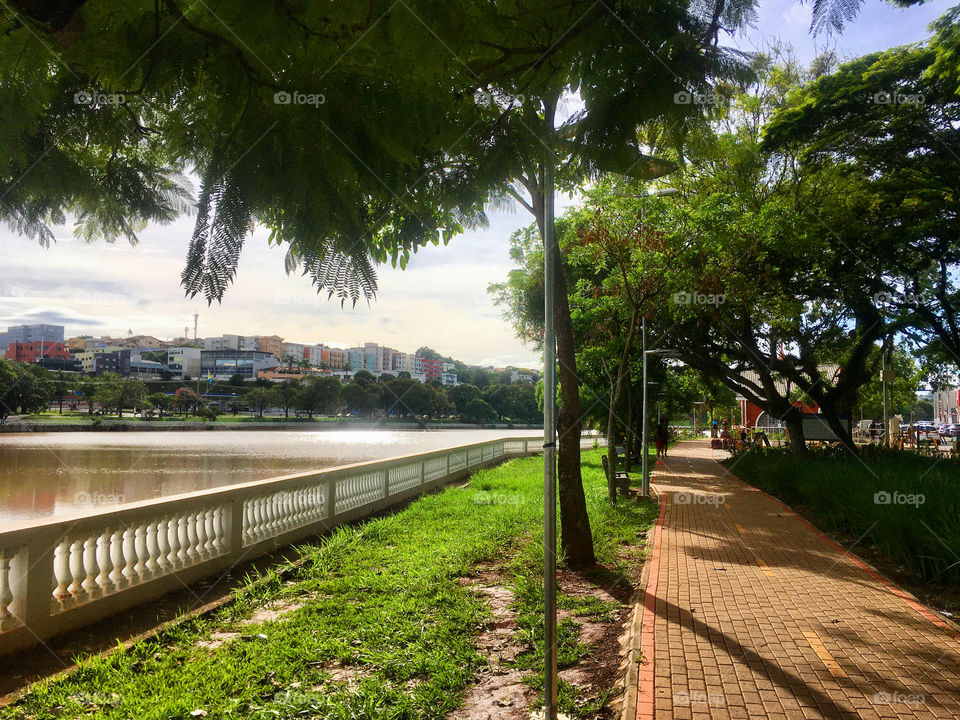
[449,569,536,719]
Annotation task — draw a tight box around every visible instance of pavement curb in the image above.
[621,481,666,720]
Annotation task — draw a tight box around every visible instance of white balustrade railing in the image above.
[0,437,541,655]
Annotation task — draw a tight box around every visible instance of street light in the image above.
[641,340,680,496]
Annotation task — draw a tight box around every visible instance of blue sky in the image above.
[0,0,953,367]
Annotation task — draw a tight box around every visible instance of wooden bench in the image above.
[602,455,631,497]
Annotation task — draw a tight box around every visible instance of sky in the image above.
[0,0,953,368]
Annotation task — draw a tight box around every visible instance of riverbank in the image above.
[1,450,656,719]
[1,417,544,433]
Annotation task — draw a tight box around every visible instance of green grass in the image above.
[725,445,960,587]
[5,450,656,719]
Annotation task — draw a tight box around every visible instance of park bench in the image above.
[602,454,631,497]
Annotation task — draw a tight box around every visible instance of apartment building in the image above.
[204,334,258,351]
[256,335,284,359]
[321,346,347,369]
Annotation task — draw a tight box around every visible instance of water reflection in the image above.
[0,429,541,525]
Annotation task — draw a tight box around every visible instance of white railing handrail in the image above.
[0,436,543,656]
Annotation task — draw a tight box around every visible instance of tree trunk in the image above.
[784,414,808,457]
[554,255,596,567]
[624,383,634,473]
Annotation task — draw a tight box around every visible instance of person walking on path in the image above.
[654,421,669,463]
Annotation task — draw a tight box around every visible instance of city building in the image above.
[391,352,413,374]
[204,334,258,351]
[200,350,276,379]
[321,346,347,369]
[259,366,330,382]
[5,341,71,364]
[0,324,64,353]
[256,335,284,359]
[441,372,459,386]
[128,357,169,380]
[66,337,89,351]
[73,349,132,376]
[412,356,444,382]
[166,347,202,378]
[933,388,959,424]
[281,342,309,362]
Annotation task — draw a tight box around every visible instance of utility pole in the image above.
[641,316,649,497]
[193,311,199,341]
[882,351,889,447]
[541,103,558,720]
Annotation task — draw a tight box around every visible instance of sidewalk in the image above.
[634,439,960,720]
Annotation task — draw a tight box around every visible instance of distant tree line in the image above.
[0,358,540,424]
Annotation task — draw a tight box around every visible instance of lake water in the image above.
[0,429,544,525]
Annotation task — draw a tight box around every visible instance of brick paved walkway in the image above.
[635,439,960,720]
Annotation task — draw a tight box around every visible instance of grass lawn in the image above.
[5,450,656,719]
[725,446,960,590]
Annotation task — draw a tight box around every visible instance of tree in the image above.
[296,376,342,419]
[229,373,247,386]
[173,387,200,417]
[146,392,173,417]
[245,388,273,417]
[52,371,68,414]
[2,0,756,565]
[0,360,50,420]
[94,373,124,417]
[464,398,497,423]
[852,350,921,421]
[482,385,515,421]
[763,42,960,370]
[447,384,482,417]
[341,382,381,417]
[80,381,98,415]
[269,380,301,419]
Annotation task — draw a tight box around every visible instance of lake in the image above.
[0,429,545,525]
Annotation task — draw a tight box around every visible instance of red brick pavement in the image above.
[635,439,960,720]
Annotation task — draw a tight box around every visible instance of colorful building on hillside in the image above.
[256,335,284,359]
[5,341,71,364]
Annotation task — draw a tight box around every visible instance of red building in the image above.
[5,341,71,364]
[419,357,445,381]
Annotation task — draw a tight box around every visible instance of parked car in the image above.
[913,422,939,442]
[939,423,960,437]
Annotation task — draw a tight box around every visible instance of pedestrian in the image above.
[655,421,669,463]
